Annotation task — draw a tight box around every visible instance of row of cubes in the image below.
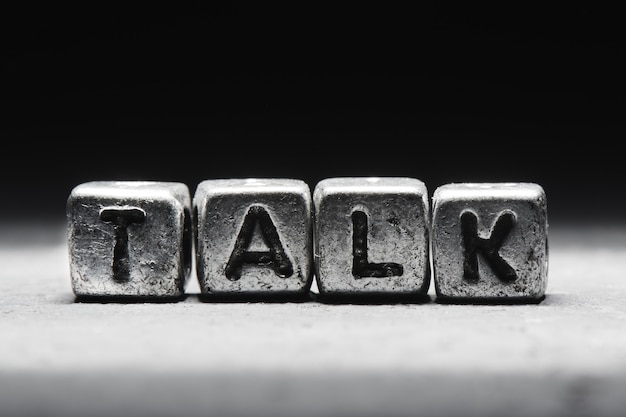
[67,177,548,302]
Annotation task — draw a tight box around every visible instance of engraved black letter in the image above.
[352,210,403,278]
[225,205,293,281]
[461,210,517,283]
[100,207,146,282]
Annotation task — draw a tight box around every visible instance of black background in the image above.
[1,3,624,225]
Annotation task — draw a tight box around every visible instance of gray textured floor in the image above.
[2,221,626,417]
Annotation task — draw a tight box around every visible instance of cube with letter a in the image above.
[313,177,431,298]
[193,178,313,297]
[431,182,549,302]
[67,181,193,299]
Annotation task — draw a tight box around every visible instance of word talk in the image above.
[66,178,548,303]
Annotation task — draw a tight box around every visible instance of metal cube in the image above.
[313,177,431,297]
[193,178,313,296]
[67,181,192,298]
[431,182,549,302]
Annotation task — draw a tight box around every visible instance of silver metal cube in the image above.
[431,182,548,302]
[193,178,313,297]
[313,177,431,298]
[67,181,192,299]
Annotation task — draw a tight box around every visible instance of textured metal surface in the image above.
[313,177,430,296]
[431,182,548,301]
[193,178,313,295]
[67,181,192,298]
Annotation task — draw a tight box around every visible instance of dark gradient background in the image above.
[1,4,624,226]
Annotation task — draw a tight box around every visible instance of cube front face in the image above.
[194,178,313,295]
[67,181,192,297]
[432,183,548,300]
[313,177,431,296]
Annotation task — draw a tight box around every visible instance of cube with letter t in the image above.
[431,182,549,303]
[313,177,431,299]
[193,178,313,297]
[67,181,193,299]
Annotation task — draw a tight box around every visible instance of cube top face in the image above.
[67,181,192,298]
[432,182,548,300]
[432,182,546,203]
[70,181,191,206]
[313,177,430,295]
[194,178,310,197]
[194,178,313,295]
[313,177,429,200]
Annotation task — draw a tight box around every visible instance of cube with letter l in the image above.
[313,177,431,298]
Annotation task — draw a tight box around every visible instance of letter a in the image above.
[225,205,294,281]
